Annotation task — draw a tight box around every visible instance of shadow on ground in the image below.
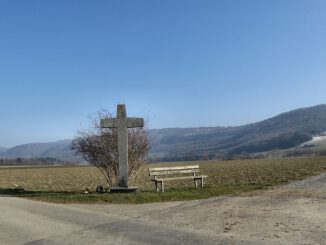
[0,187,74,197]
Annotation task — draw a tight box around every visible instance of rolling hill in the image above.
[277,133,326,158]
[1,104,326,162]
[0,140,82,163]
[0,147,8,154]
[149,104,326,161]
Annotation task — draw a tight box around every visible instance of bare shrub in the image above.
[72,111,149,187]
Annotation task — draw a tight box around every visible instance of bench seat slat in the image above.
[148,165,199,172]
[153,175,208,181]
[149,169,200,176]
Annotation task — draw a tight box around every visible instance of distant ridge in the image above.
[0,147,7,154]
[149,104,326,161]
[1,104,326,162]
[0,140,82,163]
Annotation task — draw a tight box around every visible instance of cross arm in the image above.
[100,118,118,128]
[126,118,144,128]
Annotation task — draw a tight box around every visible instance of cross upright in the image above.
[100,104,144,189]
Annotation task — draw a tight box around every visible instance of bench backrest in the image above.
[148,165,200,178]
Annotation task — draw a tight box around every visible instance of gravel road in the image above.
[0,173,325,245]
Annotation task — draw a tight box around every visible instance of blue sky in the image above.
[0,0,325,147]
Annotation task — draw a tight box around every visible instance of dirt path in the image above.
[0,173,325,244]
[77,173,326,245]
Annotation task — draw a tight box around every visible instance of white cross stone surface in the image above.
[100,104,144,188]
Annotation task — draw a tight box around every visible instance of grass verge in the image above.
[0,185,258,204]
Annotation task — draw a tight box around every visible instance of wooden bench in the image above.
[148,165,208,192]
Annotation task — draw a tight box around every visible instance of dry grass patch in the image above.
[0,166,106,192]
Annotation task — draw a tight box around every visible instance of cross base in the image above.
[109,186,138,193]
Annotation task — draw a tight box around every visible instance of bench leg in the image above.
[194,179,198,188]
[161,181,164,192]
[201,177,204,188]
[155,181,159,192]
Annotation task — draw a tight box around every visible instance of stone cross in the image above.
[100,104,144,189]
